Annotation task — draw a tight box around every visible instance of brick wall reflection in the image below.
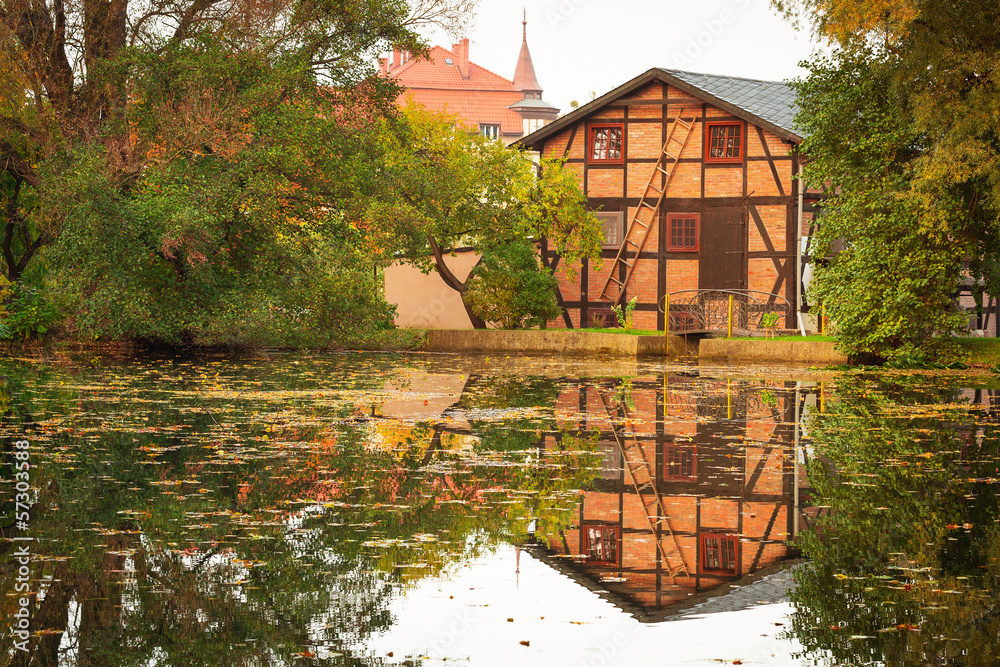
[535,376,816,617]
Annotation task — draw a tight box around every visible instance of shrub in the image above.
[463,240,562,330]
[0,281,60,341]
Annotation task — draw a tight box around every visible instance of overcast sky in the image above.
[415,0,825,114]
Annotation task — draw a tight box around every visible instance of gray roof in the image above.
[518,67,802,150]
[660,69,800,138]
[524,543,804,624]
[508,97,560,112]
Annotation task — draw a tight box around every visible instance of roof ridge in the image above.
[389,44,516,88]
[659,67,790,86]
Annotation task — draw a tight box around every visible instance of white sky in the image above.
[416,0,824,115]
[363,545,805,666]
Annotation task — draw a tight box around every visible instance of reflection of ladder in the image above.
[600,390,690,584]
[599,114,697,307]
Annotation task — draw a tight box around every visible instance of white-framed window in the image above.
[480,123,500,140]
[523,117,545,136]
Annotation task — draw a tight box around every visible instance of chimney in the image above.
[453,38,470,79]
[379,57,388,75]
[392,48,402,69]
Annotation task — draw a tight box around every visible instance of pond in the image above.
[0,352,998,666]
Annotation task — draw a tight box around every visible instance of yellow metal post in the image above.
[728,294,734,338]
[727,378,732,419]
[664,294,670,356]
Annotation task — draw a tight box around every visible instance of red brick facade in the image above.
[535,376,811,614]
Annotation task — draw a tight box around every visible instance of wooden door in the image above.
[698,207,745,291]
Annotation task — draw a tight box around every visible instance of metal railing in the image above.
[660,289,792,337]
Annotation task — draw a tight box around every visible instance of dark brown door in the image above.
[699,207,745,291]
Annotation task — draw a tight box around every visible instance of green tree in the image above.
[463,239,562,329]
[372,103,601,329]
[777,0,1000,361]
[794,48,970,361]
[0,0,473,345]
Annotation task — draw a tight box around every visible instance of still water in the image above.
[0,352,997,666]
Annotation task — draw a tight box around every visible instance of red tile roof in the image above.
[389,45,524,136]
[390,46,515,91]
[399,89,524,136]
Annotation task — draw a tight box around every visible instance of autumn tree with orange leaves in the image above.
[774,0,1000,362]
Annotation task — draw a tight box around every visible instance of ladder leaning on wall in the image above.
[599,389,691,584]
[598,112,697,307]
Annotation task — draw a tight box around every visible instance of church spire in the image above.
[512,11,542,94]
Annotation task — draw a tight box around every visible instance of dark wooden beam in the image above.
[756,126,786,197]
[749,503,783,571]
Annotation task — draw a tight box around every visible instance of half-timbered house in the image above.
[518,68,820,332]
[528,375,817,618]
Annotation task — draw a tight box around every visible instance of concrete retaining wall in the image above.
[425,330,847,364]
[699,339,847,365]
[425,330,691,357]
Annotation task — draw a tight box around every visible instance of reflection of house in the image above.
[381,18,560,329]
[517,69,823,332]
[531,375,814,620]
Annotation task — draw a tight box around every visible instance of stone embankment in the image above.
[424,330,847,364]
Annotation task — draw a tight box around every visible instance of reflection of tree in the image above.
[788,374,1000,666]
[0,358,600,666]
[460,375,561,454]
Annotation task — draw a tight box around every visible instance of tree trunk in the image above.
[427,234,487,329]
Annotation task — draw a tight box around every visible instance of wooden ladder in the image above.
[599,114,697,307]
[600,389,690,584]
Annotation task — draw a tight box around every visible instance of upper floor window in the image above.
[524,117,545,136]
[705,122,743,163]
[480,124,500,141]
[590,124,623,164]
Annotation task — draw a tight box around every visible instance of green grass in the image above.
[579,328,837,341]
[579,327,663,336]
[726,334,835,342]
[956,337,1000,367]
